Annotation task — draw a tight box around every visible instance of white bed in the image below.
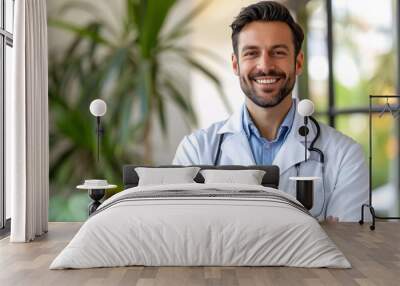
[50,183,350,269]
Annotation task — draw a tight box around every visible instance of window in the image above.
[305,0,398,217]
[1,0,14,231]
[306,0,329,125]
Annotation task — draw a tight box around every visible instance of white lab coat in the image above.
[173,103,369,222]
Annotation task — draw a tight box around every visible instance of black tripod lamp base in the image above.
[88,189,105,215]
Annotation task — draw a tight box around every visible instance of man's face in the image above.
[232,21,304,108]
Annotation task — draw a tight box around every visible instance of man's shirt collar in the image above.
[242,99,295,143]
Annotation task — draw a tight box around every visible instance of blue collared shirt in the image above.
[242,100,295,165]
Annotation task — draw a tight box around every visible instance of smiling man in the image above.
[173,1,368,222]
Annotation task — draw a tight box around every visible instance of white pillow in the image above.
[135,167,200,186]
[200,169,266,185]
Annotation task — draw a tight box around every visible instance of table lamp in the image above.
[290,99,319,211]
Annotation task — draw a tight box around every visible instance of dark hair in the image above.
[230,1,304,57]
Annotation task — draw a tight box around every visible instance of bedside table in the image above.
[77,181,117,215]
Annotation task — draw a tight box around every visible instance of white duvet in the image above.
[50,183,350,269]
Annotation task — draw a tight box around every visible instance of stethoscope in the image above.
[213,100,327,218]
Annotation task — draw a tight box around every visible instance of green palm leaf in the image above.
[48,19,113,47]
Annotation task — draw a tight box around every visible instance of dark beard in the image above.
[239,68,296,108]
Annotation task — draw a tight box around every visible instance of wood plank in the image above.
[0,222,399,286]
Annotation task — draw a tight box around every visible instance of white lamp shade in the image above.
[89,99,107,117]
[297,99,315,117]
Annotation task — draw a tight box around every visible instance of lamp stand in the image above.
[304,116,308,162]
[95,116,104,162]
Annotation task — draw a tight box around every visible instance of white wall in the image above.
[189,0,257,129]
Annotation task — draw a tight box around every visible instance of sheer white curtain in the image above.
[6,0,49,242]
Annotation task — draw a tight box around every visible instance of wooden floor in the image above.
[0,222,399,286]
